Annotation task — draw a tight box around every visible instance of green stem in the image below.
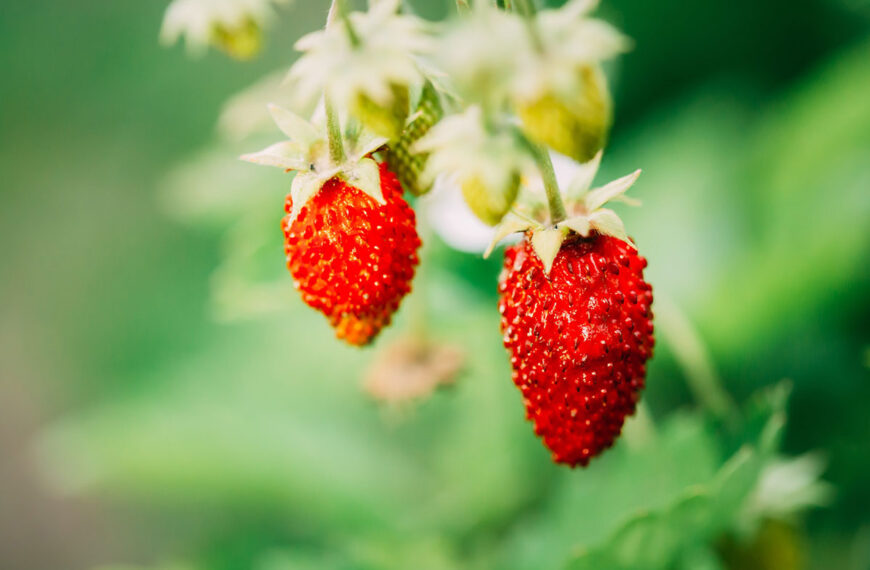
[455,0,470,14]
[532,144,567,224]
[324,94,346,165]
[328,0,361,47]
[656,294,738,422]
[515,0,544,50]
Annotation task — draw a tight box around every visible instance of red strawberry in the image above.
[282,161,421,346]
[498,232,654,466]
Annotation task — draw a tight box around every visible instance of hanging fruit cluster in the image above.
[220,0,655,467]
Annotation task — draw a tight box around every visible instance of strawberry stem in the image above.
[324,94,346,165]
[532,144,567,225]
[328,0,361,47]
[515,0,544,51]
[455,0,470,14]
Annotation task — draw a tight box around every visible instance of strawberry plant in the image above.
[29,1,853,569]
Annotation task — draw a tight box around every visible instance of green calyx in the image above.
[241,104,389,224]
[485,152,641,274]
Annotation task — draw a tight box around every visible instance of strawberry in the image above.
[486,154,652,466]
[243,104,421,346]
[498,232,653,466]
[281,162,420,345]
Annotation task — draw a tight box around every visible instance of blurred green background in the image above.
[1,1,868,569]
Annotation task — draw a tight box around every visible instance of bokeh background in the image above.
[1,1,869,569]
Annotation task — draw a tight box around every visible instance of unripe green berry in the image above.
[352,83,410,140]
[461,171,520,226]
[516,65,611,163]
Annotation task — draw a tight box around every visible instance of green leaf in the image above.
[561,386,790,570]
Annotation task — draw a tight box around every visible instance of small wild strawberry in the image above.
[243,104,421,345]
[498,232,653,466]
[488,153,653,466]
[282,162,420,345]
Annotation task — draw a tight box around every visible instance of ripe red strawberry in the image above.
[282,161,421,346]
[498,232,654,466]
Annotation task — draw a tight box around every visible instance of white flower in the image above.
[424,150,579,255]
[430,2,529,105]
[415,106,531,196]
[431,0,627,105]
[160,0,290,58]
[287,0,432,110]
[423,175,498,254]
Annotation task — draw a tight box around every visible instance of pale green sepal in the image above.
[588,208,634,247]
[560,214,592,237]
[531,227,568,274]
[286,168,337,225]
[565,150,603,200]
[240,141,309,170]
[484,215,533,259]
[349,131,389,163]
[342,157,385,205]
[267,104,321,146]
[584,169,642,211]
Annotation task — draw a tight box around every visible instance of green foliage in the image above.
[2,1,867,569]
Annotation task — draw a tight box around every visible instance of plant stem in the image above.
[514,0,544,50]
[324,94,346,165]
[514,0,533,14]
[455,0,470,14]
[532,144,567,225]
[655,294,738,422]
[328,0,361,47]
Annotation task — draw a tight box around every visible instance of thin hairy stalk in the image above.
[514,0,544,50]
[324,95,346,165]
[532,144,567,224]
